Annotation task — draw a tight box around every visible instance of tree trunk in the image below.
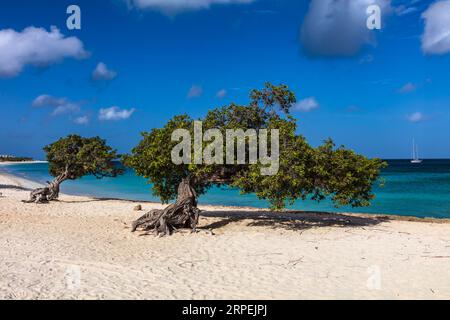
[131,177,201,236]
[23,174,66,204]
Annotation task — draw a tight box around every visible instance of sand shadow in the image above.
[200,210,389,232]
[58,197,144,204]
[0,184,32,191]
[54,197,389,233]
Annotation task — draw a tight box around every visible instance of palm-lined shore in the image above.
[1,171,450,299]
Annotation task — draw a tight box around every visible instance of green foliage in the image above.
[123,115,209,203]
[309,139,387,208]
[231,117,317,210]
[44,135,123,180]
[250,82,296,115]
[124,82,386,210]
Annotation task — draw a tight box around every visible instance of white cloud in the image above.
[187,85,203,98]
[395,5,418,16]
[74,116,89,125]
[32,95,64,108]
[127,0,255,15]
[52,103,80,116]
[292,97,320,112]
[300,0,391,57]
[216,89,227,99]
[92,62,117,81]
[421,0,450,55]
[99,106,135,121]
[32,94,81,116]
[407,112,425,123]
[0,26,88,77]
[398,82,417,93]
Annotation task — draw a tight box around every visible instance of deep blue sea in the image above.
[2,160,450,218]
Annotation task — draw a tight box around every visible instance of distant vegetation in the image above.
[0,156,33,162]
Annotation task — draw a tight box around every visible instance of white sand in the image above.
[1,171,450,300]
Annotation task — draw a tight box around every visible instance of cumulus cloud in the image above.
[187,85,203,99]
[32,95,63,108]
[292,97,320,112]
[0,26,88,77]
[92,62,117,81]
[32,94,81,116]
[407,112,425,123]
[216,89,227,99]
[397,82,417,93]
[421,0,450,55]
[127,0,255,15]
[300,0,391,57]
[74,115,89,125]
[99,106,135,121]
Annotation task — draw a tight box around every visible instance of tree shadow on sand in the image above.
[200,210,390,232]
[52,197,390,233]
[0,184,32,192]
[58,197,144,204]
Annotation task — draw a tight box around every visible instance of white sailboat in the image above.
[411,139,423,164]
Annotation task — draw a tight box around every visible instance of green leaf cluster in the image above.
[44,134,123,180]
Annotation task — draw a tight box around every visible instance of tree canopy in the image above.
[24,135,124,204]
[124,83,386,210]
[45,134,124,180]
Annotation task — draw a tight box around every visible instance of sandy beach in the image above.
[1,171,450,300]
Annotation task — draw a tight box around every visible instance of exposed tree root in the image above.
[22,174,66,204]
[131,178,201,236]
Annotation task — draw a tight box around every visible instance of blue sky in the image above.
[1,0,450,159]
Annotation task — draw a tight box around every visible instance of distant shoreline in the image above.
[0,160,47,166]
[0,171,44,190]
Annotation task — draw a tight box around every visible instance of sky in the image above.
[0,0,450,159]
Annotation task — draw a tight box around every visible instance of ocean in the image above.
[2,160,450,218]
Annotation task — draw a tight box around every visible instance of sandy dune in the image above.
[1,171,450,299]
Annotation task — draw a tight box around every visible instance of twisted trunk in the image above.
[23,173,67,204]
[131,177,201,236]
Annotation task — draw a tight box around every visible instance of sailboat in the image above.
[411,139,423,164]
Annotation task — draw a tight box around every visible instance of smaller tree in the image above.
[24,135,123,203]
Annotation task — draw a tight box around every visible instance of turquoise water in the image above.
[2,160,450,218]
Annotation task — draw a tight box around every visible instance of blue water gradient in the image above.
[2,160,450,218]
